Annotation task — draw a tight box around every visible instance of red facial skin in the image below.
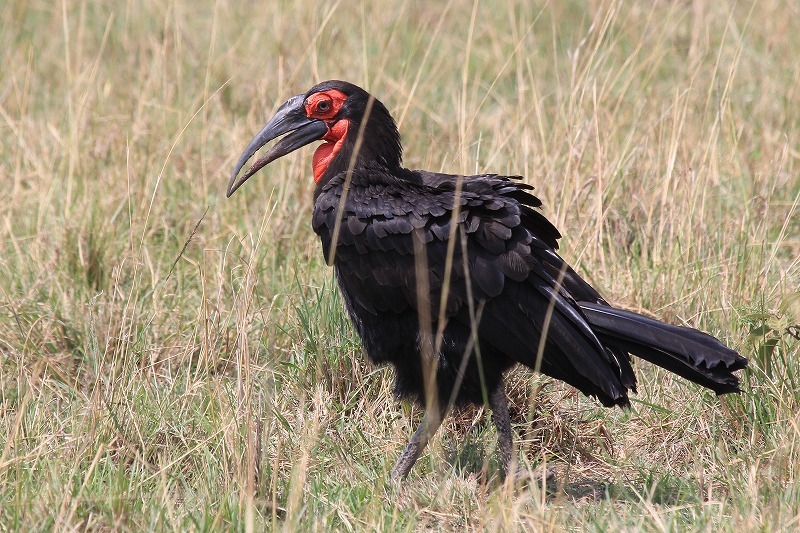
[305,90,350,183]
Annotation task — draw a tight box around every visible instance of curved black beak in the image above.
[227,94,329,197]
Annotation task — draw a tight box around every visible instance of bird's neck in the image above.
[313,149,401,194]
[312,120,350,183]
[313,114,402,190]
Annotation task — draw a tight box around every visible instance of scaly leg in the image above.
[489,380,514,476]
[391,408,445,480]
[490,381,556,487]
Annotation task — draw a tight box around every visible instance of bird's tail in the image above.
[578,302,747,394]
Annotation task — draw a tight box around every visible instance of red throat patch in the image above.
[312,119,349,183]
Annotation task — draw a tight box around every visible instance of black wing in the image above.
[313,169,636,406]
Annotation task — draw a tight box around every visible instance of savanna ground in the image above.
[1,0,799,530]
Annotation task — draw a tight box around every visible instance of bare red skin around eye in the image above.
[306,89,350,183]
[304,90,347,120]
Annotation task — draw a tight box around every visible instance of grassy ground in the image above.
[1,0,799,530]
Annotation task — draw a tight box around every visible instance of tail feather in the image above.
[579,302,747,395]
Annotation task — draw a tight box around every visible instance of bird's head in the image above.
[227,80,401,197]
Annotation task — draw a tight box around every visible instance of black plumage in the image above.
[228,80,747,480]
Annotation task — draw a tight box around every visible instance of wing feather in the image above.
[313,168,631,405]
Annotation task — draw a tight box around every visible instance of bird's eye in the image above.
[317,100,331,112]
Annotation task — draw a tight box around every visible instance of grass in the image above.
[1,0,799,530]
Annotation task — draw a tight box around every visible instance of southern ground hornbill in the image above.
[227,80,747,481]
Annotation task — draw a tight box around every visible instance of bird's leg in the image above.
[489,380,514,476]
[391,407,445,480]
[490,381,557,487]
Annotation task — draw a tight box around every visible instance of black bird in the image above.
[228,80,747,480]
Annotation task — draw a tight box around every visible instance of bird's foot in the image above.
[504,464,558,491]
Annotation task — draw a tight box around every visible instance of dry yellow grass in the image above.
[1,0,798,530]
